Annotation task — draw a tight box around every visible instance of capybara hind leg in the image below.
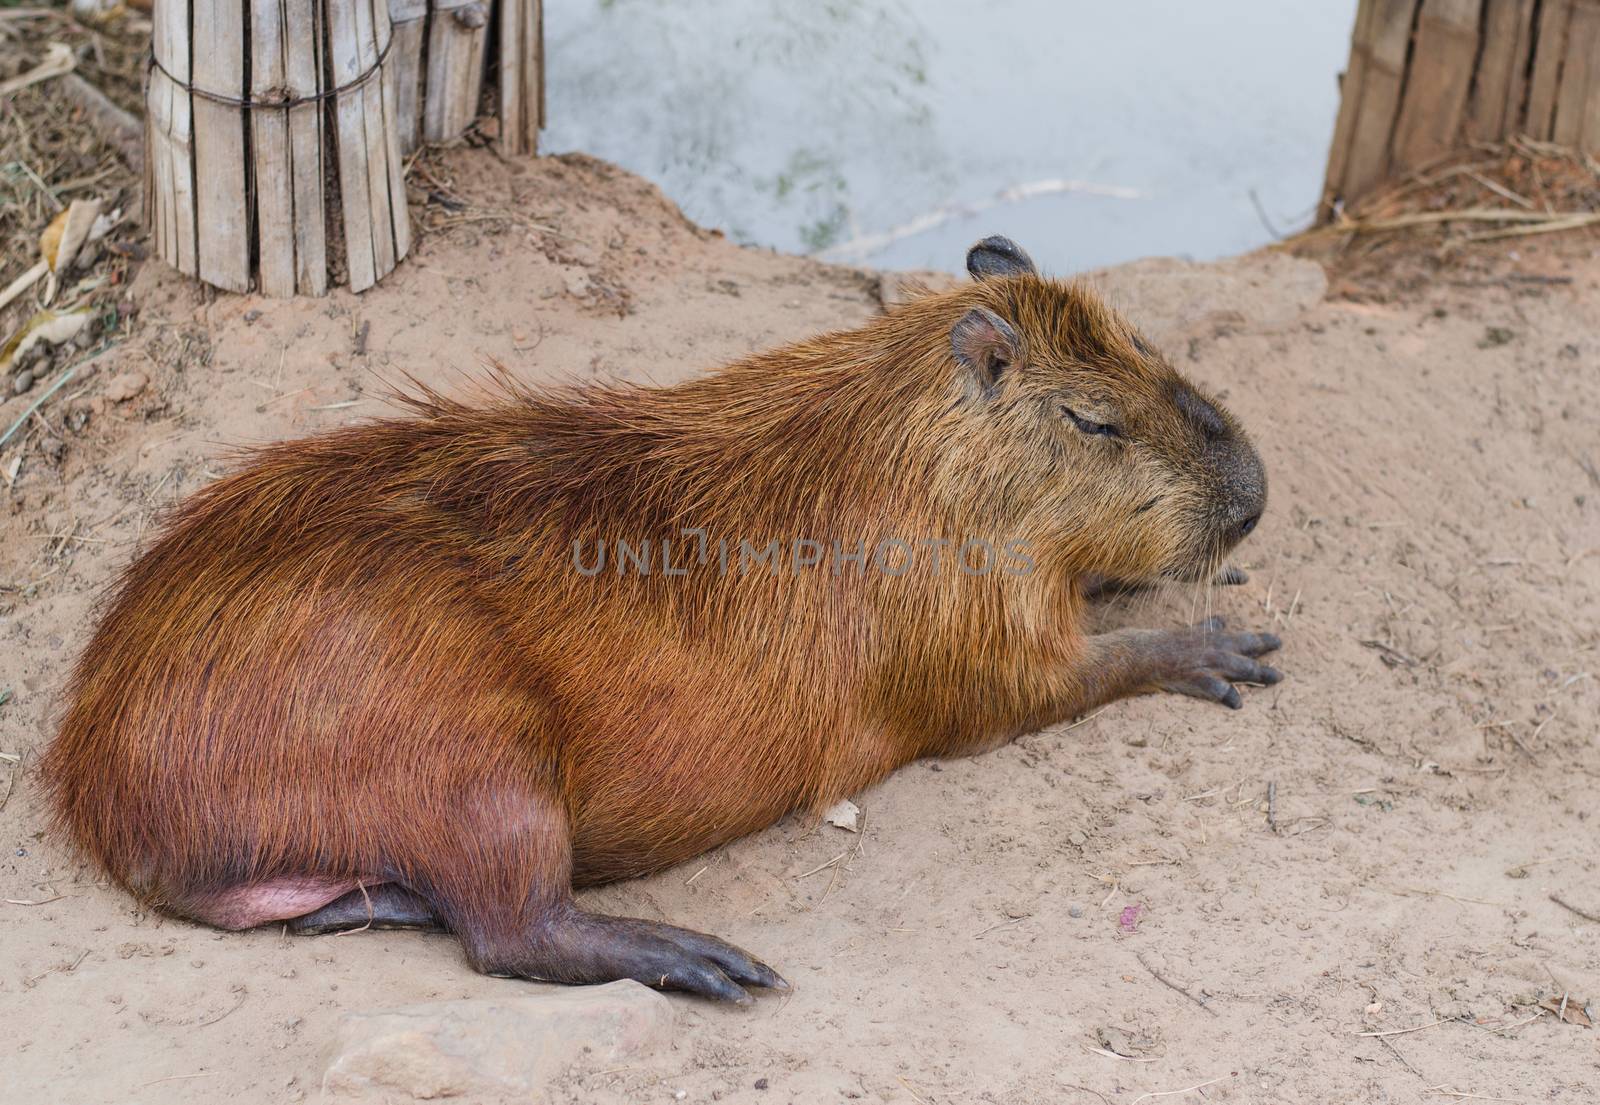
[470,905,787,1004]
[289,884,445,935]
[403,781,786,1003]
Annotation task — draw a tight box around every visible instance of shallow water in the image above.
[543,0,1358,274]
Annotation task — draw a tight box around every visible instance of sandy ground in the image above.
[2,150,1598,1104]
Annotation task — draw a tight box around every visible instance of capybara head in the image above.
[937,236,1266,583]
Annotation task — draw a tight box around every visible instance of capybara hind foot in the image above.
[290,884,445,935]
[1152,616,1282,709]
[470,908,788,1004]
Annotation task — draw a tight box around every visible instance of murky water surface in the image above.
[544,1,1358,272]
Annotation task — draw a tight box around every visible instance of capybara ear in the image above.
[966,236,1038,280]
[950,307,1020,400]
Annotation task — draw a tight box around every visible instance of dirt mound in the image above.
[2,147,1597,1103]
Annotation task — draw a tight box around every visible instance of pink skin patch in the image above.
[195,877,373,930]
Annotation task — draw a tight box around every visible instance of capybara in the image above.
[43,236,1280,1002]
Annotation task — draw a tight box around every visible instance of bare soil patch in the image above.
[2,132,1598,1105]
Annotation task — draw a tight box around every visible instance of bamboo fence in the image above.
[1323,0,1600,216]
[144,0,544,297]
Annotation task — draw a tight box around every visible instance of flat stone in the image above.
[321,980,674,1102]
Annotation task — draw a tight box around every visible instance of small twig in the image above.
[1135,951,1217,1016]
[140,1073,214,1088]
[1360,639,1419,667]
[1376,1035,1424,1080]
[973,916,1028,939]
[1462,170,1534,209]
[1549,893,1600,924]
[1468,213,1600,241]
[1469,1010,1545,1036]
[1083,1046,1158,1063]
[814,811,867,910]
[196,986,248,1026]
[5,895,65,906]
[1354,1017,1451,1038]
[1342,207,1599,230]
[25,948,88,987]
[1247,188,1285,239]
[1128,1074,1229,1105]
[1382,885,1512,908]
[896,1075,930,1105]
[1529,712,1557,745]
[333,880,374,936]
[260,385,313,409]
[1062,705,1110,732]
[1266,780,1278,834]
[0,363,81,451]
[794,852,847,880]
[0,259,48,313]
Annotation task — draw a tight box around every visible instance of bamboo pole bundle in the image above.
[145,0,544,295]
[498,0,544,157]
[423,0,489,145]
[1321,0,1600,218]
[389,0,429,155]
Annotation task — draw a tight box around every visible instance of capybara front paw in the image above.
[1156,616,1282,709]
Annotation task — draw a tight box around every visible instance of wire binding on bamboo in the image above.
[145,0,544,296]
[1322,0,1600,218]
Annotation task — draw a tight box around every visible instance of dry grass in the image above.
[0,5,147,339]
[1289,137,1600,301]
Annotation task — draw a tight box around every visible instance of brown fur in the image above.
[42,239,1275,998]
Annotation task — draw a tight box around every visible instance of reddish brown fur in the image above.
[42,239,1277,999]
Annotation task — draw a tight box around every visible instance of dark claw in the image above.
[494,912,783,1004]
[1194,676,1241,708]
[646,923,788,992]
[1245,632,1283,656]
[1214,565,1249,586]
[662,960,751,1004]
[1157,621,1286,709]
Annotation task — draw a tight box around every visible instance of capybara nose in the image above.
[1223,511,1262,550]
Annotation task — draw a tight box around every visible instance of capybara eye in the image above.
[1062,405,1120,439]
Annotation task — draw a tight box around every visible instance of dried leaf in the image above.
[0,308,92,374]
[41,199,104,275]
[1541,995,1593,1027]
[823,798,859,833]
